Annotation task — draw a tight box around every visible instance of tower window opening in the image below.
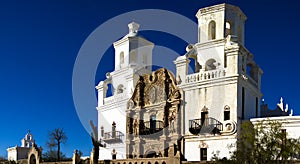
[187,57,196,74]
[120,51,124,65]
[246,64,255,79]
[225,21,231,37]
[208,20,216,40]
[106,83,113,97]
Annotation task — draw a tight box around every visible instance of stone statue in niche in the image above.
[135,76,145,106]
[126,116,132,134]
[133,119,139,135]
[169,111,176,133]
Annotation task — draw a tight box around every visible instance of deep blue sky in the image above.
[1,0,299,158]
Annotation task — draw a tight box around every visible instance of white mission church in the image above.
[95,3,298,163]
[6,3,299,164]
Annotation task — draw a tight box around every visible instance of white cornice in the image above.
[113,36,154,48]
[195,38,226,50]
[196,3,247,21]
[196,3,226,19]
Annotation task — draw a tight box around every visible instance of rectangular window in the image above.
[150,115,156,129]
[200,148,207,161]
[201,112,208,126]
[242,87,245,120]
[224,111,230,121]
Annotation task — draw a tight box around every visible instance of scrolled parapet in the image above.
[128,68,181,108]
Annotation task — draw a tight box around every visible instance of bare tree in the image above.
[46,128,67,162]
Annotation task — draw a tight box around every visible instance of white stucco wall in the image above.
[7,148,17,161]
[251,116,300,139]
[185,137,236,161]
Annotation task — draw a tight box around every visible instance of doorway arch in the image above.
[29,154,36,164]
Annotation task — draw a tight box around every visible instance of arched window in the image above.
[106,83,113,97]
[225,21,231,37]
[205,58,217,71]
[246,64,254,79]
[120,51,124,64]
[224,105,230,121]
[208,20,216,40]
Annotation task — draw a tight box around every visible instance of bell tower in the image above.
[96,22,154,159]
[175,3,263,161]
[21,130,35,148]
[196,3,247,45]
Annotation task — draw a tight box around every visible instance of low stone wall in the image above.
[98,157,180,164]
[41,162,72,164]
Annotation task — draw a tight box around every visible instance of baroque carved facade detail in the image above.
[126,68,182,158]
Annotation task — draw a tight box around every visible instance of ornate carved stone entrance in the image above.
[126,68,183,159]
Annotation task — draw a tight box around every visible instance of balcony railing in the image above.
[189,117,223,135]
[103,92,127,105]
[140,120,164,135]
[103,131,124,144]
[185,69,226,84]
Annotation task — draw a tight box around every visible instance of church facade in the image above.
[96,3,264,162]
[7,131,35,161]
